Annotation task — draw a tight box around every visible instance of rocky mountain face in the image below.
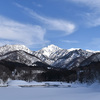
[80,53,100,67]
[0,45,50,67]
[34,44,94,69]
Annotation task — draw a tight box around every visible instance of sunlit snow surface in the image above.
[0,81,100,100]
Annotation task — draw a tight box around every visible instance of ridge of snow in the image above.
[86,49,100,53]
[67,48,81,52]
[0,44,32,55]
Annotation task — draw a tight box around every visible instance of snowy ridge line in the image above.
[0,44,33,55]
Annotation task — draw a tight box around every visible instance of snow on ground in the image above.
[6,80,71,88]
[0,80,100,100]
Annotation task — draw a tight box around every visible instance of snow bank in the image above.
[7,80,29,86]
[7,80,71,88]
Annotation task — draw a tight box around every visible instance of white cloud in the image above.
[69,0,100,27]
[32,2,43,7]
[71,0,100,8]
[0,16,48,48]
[70,0,100,27]
[62,40,79,43]
[15,3,76,35]
[84,12,100,27]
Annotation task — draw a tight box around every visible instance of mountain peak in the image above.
[47,44,61,50]
[0,44,32,55]
[41,44,62,57]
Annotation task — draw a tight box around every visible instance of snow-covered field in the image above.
[0,80,100,100]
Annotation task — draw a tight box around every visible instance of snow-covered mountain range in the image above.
[0,44,100,69]
[34,44,97,69]
[0,44,48,67]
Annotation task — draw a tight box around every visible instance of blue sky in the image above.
[0,0,100,51]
